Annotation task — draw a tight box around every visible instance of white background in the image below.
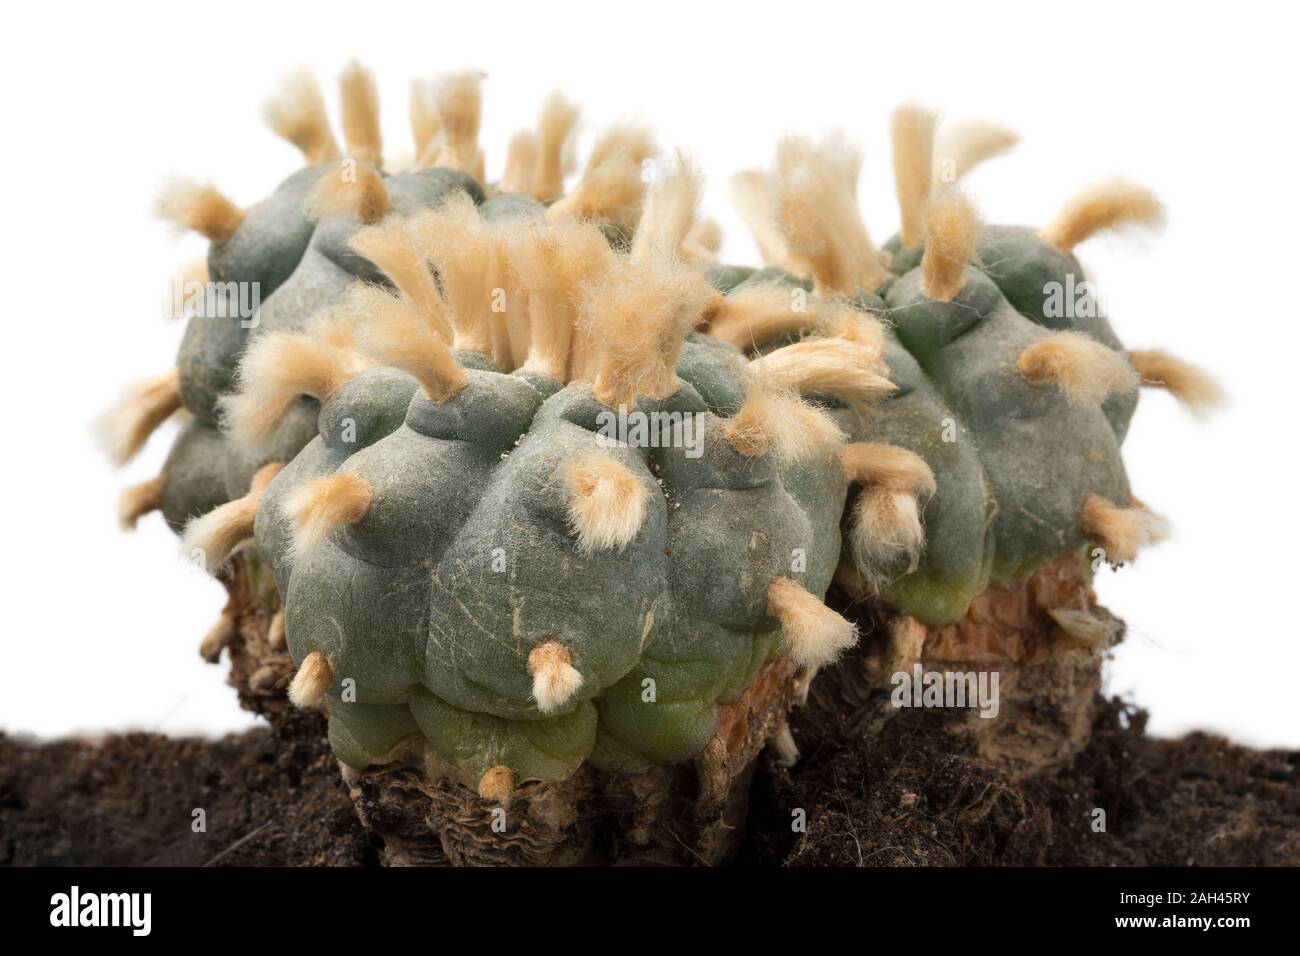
[2,1,1296,748]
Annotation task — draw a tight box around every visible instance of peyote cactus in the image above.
[101,65,1218,862]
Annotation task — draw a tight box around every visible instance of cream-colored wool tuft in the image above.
[546,124,657,240]
[530,92,580,202]
[263,68,341,164]
[352,287,468,402]
[921,187,979,301]
[155,180,245,244]
[1080,494,1170,564]
[770,134,888,296]
[267,607,287,650]
[527,641,584,714]
[411,194,503,356]
[349,219,450,337]
[630,151,704,267]
[767,577,857,667]
[288,651,333,708]
[95,368,183,466]
[931,120,1018,189]
[729,169,796,269]
[849,486,926,592]
[565,453,649,554]
[680,218,722,264]
[1040,180,1165,252]
[886,614,928,673]
[408,78,442,160]
[748,337,894,408]
[338,60,383,166]
[1017,332,1138,405]
[1049,607,1118,653]
[1128,349,1224,417]
[427,71,485,177]
[285,473,373,557]
[826,305,888,354]
[222,322,368,447]
[582,259,710,408]
[705,284,826,351]
[722,382,846,463]
[478,766,516,805]
[838,443,936,499]
[498,130,539,195]
[890,103,937,248]
[180,463,283,572]
[118,475,166,531]
[506,220,614,381]
[306,163,393,224]
[199,612,237,664]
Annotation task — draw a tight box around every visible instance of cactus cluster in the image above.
[101,64,1218,805]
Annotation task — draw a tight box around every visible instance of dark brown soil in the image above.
[0,710,374,867]
[4,691,1297,866]
[738,696,1300,866]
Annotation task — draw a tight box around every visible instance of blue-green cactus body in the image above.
[255,348,847,787]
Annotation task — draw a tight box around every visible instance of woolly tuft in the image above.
[118,475,165,531]
[680,218,722,265]
[410,194,503,356]
[285,472,373,558]
[306,163,392,224]
[546,124,657,240]
[95,369,183,466]
[527,641,584,714]
[506,220,614,381]
[729,169,795,269]
[771,134,888,296]
[499,130,539,195]
[408,78,441,160]
[222,320,368,447]
[1129,349,1224,417]
[747,337,894,408]
[565,453,650,554]
[428,70,485,177]
[155,180,245,244]
[838,442,937,499]
[630,151,704,268]
[338,60,383,166]
[582,259,710,408]
[477,766,515,805]
[199,613,237,664]
[1017,331,1139,405]
[349,218,450,337]
[531,92,580,202]
[706,284,833,351]
[767,577,857,667]
[722,381,846,463]
[1049,607,1118,653]
[921,187,979,301]
[352,286,468,402]
[1040,180,1165,252]
[1080,494,1170,564]
[931,120,1018,188]
[849,486,926,593]
[180,462,283,572]
[288,651,333,708]
[263,68,341,165]
[890,103,937,248]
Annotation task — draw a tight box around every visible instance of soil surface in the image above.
[4,693,1297,866]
